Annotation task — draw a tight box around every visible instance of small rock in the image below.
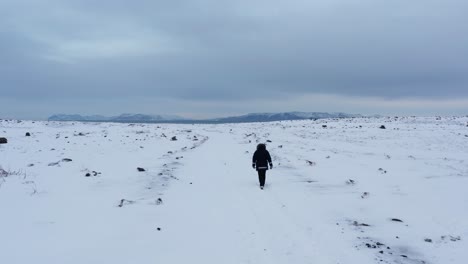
[48,161,60,166]
[346,179,356,185]
[171,136,177,141]
[266,140,272,143]
[0,137,7,144]
[322,125,327,128]
[156,198,163,205]
[157,227,161,231]
[85,173,91,177]
[379,125,386,129]
[391,218,403,222]
[424,238,432,243]
[118,199,135,207]
[61,158,73,162]
[352,221,370,227]
[137,167,146,172]
[25,132,31,136]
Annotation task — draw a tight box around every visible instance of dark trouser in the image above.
[257,169,267,186]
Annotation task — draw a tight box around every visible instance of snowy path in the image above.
[153,130,369,264]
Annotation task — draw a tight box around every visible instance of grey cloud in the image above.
[1,0,468,118]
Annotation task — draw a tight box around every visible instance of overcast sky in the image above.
[1,0,467,119]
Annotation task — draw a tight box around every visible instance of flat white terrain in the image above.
[1,117,467,264]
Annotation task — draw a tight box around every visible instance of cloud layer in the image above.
[1,0,467,118]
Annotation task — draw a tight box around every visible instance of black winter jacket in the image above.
[252,144,272,171]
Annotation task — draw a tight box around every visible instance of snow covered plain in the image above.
[1,116,467,264]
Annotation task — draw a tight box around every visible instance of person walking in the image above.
[252,143,273,189]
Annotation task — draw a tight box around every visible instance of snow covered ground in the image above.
[1,116,467,264]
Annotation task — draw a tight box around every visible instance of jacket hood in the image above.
[256,143,266,151]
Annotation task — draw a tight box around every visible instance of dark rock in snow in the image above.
[441,235,461,242]
[61,158,73,162]
[137,167,146,172]
[322,125,327,128]
[171,136,177,141]
[85,173,91,177]
[118,199,135,207]
[391,218,404,222]
[346,179,356,185]
[378,168,387,174]
[379,125,386,129]
[25,132,31,136]
[352,221,370,227]
[266,140,272,143]
[0,137,7,144]
[156,198,163,205]
[424,238,433,243]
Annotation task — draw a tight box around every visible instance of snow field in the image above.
[1,116,467,263]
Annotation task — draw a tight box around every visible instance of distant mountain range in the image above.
[48,112,361,124]
[209,112,359,123]
[48,113,185,122]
